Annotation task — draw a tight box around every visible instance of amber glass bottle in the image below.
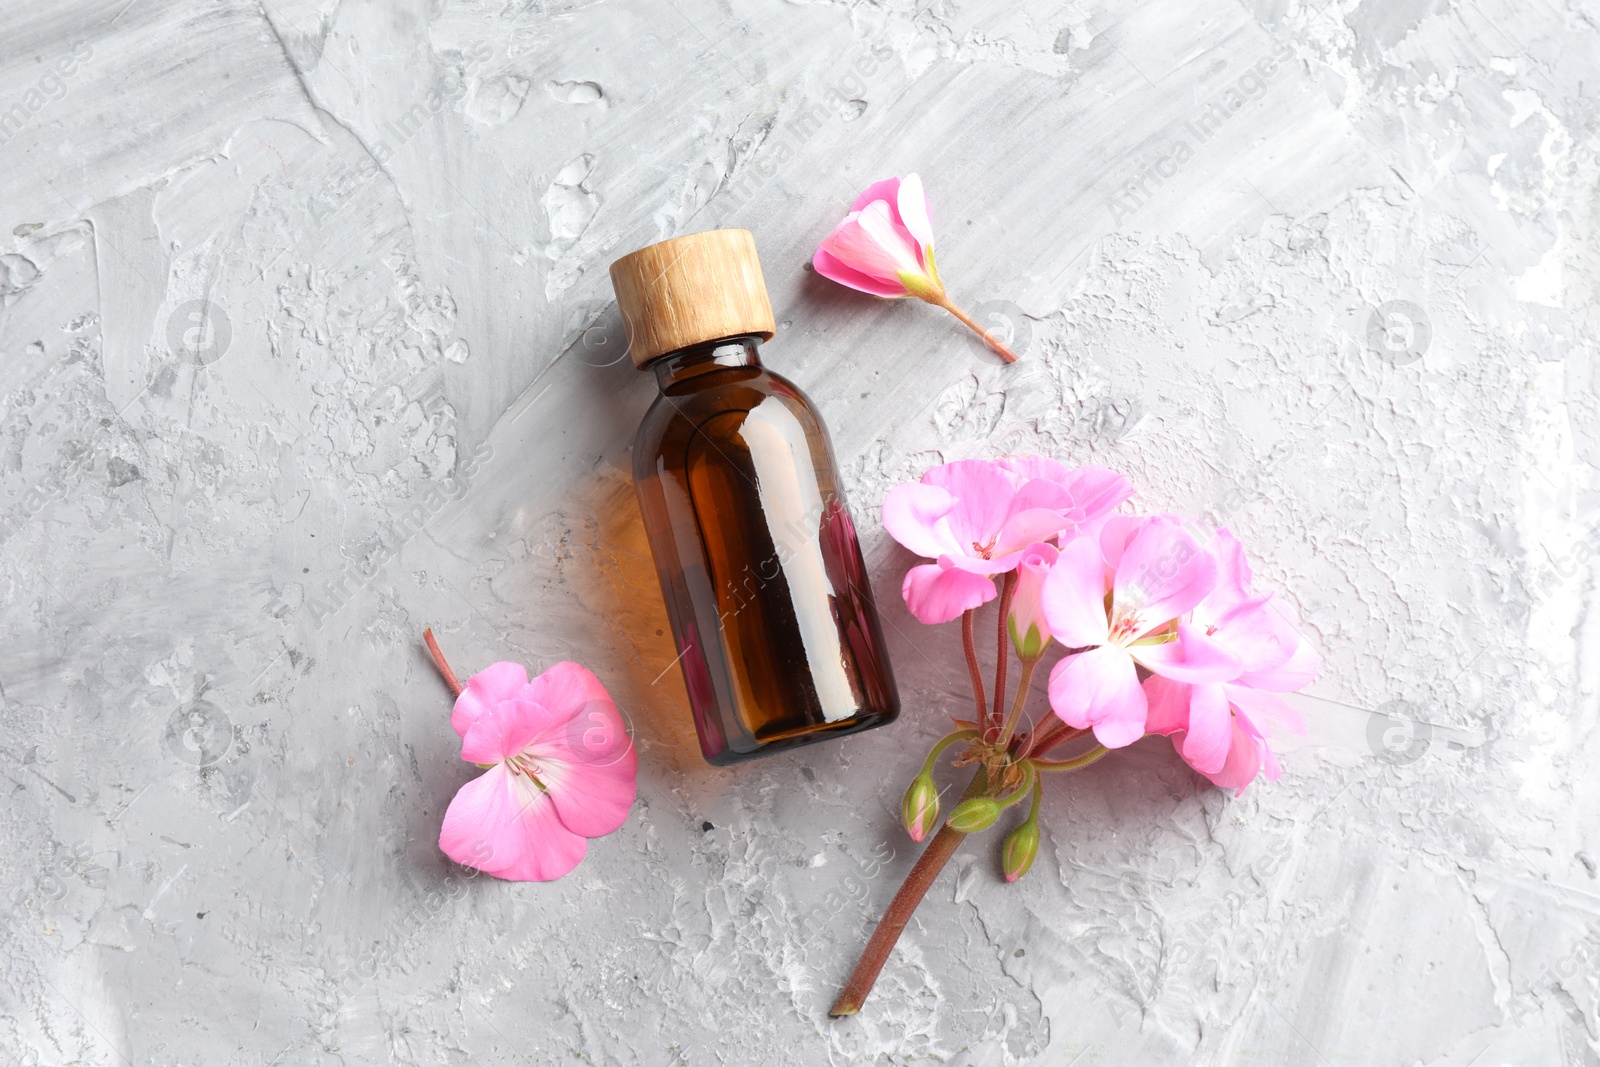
[610,229,899,764]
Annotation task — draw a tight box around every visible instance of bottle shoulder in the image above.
[633,366,829,479]
[637,367,821,437]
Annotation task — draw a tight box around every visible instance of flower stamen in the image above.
[506,754,550,791]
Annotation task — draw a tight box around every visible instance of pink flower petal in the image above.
[850,177,903,215]
[459,697,562,764]
[1192,531,1312,680]
[450,660,530,738]
[813,247,910,298]
[1260,739,1285,782]
[1129,623,1243,683]
[523,661,612,725]
[1097,514,1143,574]
[882,481,961,560]
[1225,683,1306,736]
[1092,712,1149,750]
[885,458,1119,579]
[509,664,638,838]
[902,561,996,624]
[1039,535,1113,648]
[1201,529,1254,614]
[1047,645,1146,747]
[1177,682,1231,775]
[944,551,1029,577]
[1141,674,1191,736]
[1238,632,1321,691]
[1208,593,1300,675]
[921,460,1023,555]
[816,211,909,288]
[438,765,588,881]
[995,479,1077,555]
[995,457,1135,535]
[1204,718,1264,795]
[1063,466,1137,523]
[896,173,935,260]
[532,748,639,838]
[996,453,1064,483]
[852,200,925,278]
[524,693,634,770]
[1112,517,1218,635]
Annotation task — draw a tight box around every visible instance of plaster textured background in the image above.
[2,0,1598,1064]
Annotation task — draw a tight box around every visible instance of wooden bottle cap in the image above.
[609,228,777,368]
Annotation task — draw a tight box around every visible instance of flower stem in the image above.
[990,761,1037,810]
[920,730,979,778]
[961,609,989,726]
[1032,745,1111,772]
[1023,718,1085,759]
[997,657,1039,748]
[934,297,1020,364]
[991,572,1016,737]
[830,769,988,1018]
[422,627,463,697]
[1024,773,1042,823]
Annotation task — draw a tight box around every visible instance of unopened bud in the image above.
[901,773,940,843]
[947,797,1002,834]
[1007,543,1058,661]
[1002,818,1040,882]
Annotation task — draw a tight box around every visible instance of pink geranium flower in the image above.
[1143,530,1319,794]
[1040,517,1239,747]
[814,173,1020,363]
[882,458,1131,625]
[439,660,637,881]
[815,175,939,300]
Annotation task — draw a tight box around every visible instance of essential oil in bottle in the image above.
[610,228,900,765]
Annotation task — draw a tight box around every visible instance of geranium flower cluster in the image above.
[832,452,1319,1016]
[883,454,1317,792]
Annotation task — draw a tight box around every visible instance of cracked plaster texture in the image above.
[1,0,1598,1064]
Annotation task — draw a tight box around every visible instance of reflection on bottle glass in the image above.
[613,230,899,764]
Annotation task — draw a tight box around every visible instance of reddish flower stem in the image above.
[423,627,463,697]
[1024,718,1085,759]
[990,572,1016,739]
[960,610,988,726]
[996,657,1038,748]
[934,298,1020,364]
[1032,745,1110,772]
[830,769,988,1017]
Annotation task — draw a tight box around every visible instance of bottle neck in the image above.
[649,335,763,390]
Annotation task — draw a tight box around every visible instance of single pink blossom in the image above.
[1143,530,1319,793]
[813,173,1019,363]
[814,175,937,299]
[439,660,637,882]
[882,458,1128,625]
[1040,517,1239,747]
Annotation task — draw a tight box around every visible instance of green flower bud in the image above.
[947,797,1002,834]
[1008,616,1046,661]
[901,773,940,843]
[1002,818,1040,883]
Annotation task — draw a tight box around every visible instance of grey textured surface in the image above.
[3,1,1598,1064]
